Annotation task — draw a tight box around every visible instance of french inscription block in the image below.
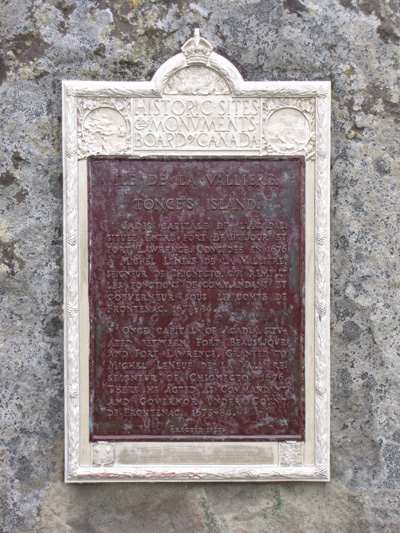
[88,157,305,441]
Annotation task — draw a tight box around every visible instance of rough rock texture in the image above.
[0,0,399,531]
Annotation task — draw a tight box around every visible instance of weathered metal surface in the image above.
[88,157,305,441]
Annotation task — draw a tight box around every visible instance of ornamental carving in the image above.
[279,442,304,467]
[77,98,132,159]
[263,98,316,159]
[164,66,230,95]
[92,442,115,467]
[182,28,213,65]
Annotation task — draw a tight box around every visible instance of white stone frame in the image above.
[63,31,330,482]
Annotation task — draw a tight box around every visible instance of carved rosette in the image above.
[77,97,132,159]
[262,98,315,159]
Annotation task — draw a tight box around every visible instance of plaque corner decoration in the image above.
[63,30,330,482]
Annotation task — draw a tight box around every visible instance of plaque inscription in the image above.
[89,157,305,441]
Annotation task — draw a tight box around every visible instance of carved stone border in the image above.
[63,30,330,482]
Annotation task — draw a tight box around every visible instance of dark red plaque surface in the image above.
[88,157,305,441]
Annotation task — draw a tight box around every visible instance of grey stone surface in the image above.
[0,0,399,531]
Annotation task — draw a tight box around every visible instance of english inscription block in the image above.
[63,30,330,482]
[88,157,305,441]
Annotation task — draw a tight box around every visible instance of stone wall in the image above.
[1,1,399,531]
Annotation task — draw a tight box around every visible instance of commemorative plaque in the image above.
[63,30,330,481]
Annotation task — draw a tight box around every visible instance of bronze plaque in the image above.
[88,157,305,441]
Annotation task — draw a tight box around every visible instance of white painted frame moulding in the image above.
[63,30,330,482]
